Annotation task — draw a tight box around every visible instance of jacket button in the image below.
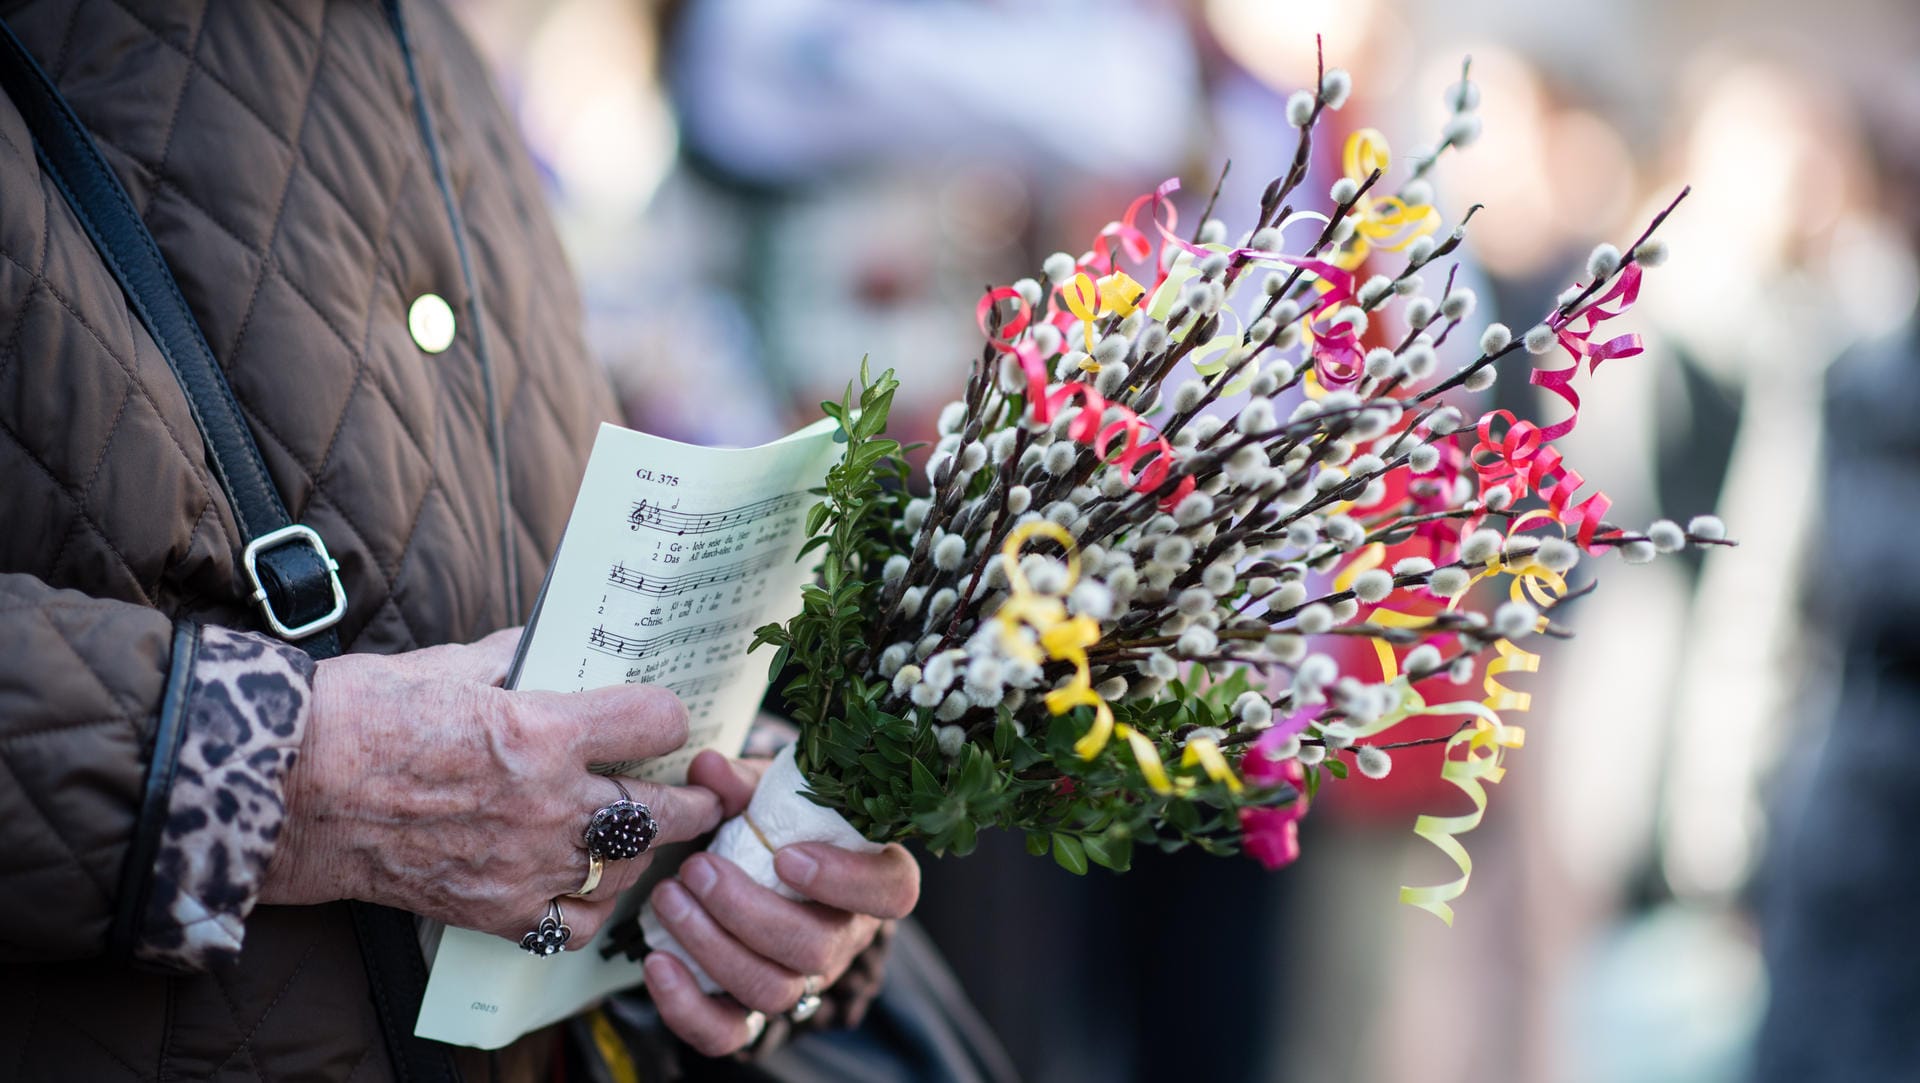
[408,293,457,353]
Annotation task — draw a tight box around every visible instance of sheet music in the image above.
[416,417,843,1049]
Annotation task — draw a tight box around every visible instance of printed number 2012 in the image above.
[634,468,680,486]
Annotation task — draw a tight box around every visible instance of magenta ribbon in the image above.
[1528,264,1645,442]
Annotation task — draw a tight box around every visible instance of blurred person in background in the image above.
[1752,66,1920,1083]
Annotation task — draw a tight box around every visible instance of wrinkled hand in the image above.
[642,749,920,1056]
[262,628,722,946]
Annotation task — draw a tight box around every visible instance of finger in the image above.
[774,843,920,920]
[679,853,872,978]
[686,752,769,819]
[649,880,804,1014]
[484,893,611,948]
[643,952,763,1058]
[535,683,690,765]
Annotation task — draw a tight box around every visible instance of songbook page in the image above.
[416,418,842,1050]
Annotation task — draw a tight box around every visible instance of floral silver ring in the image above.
[520,899,571,958]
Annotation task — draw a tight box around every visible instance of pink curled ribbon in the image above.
[1528,264,1645,441]
[975,287,1196,510]
[1468,410,1613,550]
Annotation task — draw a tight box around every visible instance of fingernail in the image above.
[654,881,690,921]
[682,855,717,896]
[775,847,818,887]
[644,953,681,991]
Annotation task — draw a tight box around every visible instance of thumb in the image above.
[686,750,769,819]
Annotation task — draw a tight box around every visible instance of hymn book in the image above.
[415,418,843,1049]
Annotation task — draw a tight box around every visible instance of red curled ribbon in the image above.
[1469,410,1613,549]
[975,287,1196,510]
[1528,264,1645,441]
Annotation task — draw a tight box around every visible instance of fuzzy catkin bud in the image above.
[1459,528,1503,565]
[1013,277,1043,307]
[1356,745,1393,779]
[1632,239,1670,267]
[1441,289,1477,321]
[1586,243,1622,281]
[1172,379,1208,413]
[1042,252,1077,284]
[1430,566,1471,597]
[1393,557,1435,578]
[1535,536,1579,574]
[1494,601,1539,640]
[891,664,922,698]
[1442,113,1482,147]
[1353,569,1394,603]
[1173,491,1215,528]
[883,554,910,584]
[1688,515,1726,541]
[933,534,967,571]
[1297,603,1334,634]
[1621,539,1657,565]
[1321,68,1352,109]
[1524,324,1557,354]
[1464,366,1497,392]
[1648,519,1686,553]
[1480,322,1513,354]
[1285,89,1315,127]
[1406,297,1437,328]
[1331,177,1361,205]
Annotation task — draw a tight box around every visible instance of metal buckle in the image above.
[242,524,347,640]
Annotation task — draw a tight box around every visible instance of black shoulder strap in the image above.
[0,17,345,658]
[0,18,462,1083]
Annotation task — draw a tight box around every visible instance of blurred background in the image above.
[449,2,1920,1080]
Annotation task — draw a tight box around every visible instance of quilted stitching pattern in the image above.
[0,0,617,1077]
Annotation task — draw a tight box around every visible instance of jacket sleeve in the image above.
[0,574,312,971]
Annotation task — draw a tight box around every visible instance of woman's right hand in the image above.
[260,628,722,944]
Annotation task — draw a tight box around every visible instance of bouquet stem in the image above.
[638,743,882,994]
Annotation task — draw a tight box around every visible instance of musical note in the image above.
[606,551,784,597]
[586,616,756,660]
[625,493,807,537]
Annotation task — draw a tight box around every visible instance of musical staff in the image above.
[627,493,807,536]
[587,616,754,660]
[607,552,786,597]
[662,673,729,700]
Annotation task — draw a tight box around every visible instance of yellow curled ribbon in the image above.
[1335,129,1441,271]
[1328,540,1565,922]
[1061,271,1146,366]
[995,519,1239,796]
[1393,539,1566,923]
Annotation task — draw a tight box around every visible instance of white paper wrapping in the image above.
[639,743,881,992]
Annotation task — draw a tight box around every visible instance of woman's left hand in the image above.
[643,749,920,1057]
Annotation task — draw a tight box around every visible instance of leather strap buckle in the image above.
[243,524,348,640]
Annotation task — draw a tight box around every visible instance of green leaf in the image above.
[1082,832,1133,873]
[1051,833,1088,875]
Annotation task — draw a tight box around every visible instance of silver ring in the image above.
[788,974,822,1023]
[519,899,571,957]
[584,778,658,861]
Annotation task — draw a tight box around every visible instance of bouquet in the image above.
[644,49,1731,986]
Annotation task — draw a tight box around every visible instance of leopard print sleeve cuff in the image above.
[133,626,314,970]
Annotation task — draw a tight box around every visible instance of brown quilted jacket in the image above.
[0,2,884,1079]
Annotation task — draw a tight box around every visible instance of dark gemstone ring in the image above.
[520,899,571,958]
[584,779,658,861]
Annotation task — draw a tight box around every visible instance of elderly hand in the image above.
[262,628,722,946]
[641,749,920,1056]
